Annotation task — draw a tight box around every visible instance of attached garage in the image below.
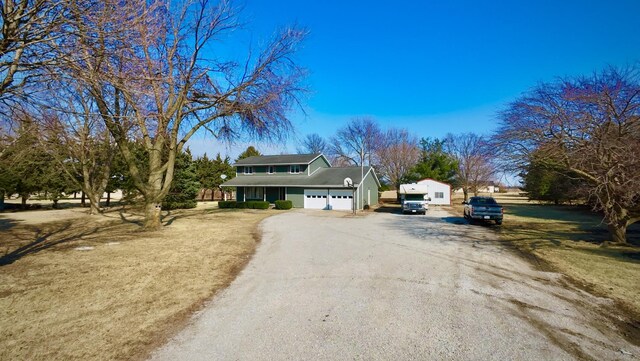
[304,189,328,209]
[328,189,353,210]
[304,189,353,210]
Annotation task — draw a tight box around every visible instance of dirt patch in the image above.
[0,206,275,361]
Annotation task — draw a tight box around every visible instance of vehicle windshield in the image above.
[405,194,426,201]
[470,197,497,205]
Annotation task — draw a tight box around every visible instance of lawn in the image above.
[451,192,640,316]
[0,204,275,361]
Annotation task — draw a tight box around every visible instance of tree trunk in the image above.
[462,188,469,202]
[106,192,111,207]
[87,192,101,215]
[81,192,86,207]
[144,201,162,229]
[201,189,206,201]
[211,188,215,201]
[607,221,627,244]
[53,199,59,209]
[21,194,27,206]
[0,190,4,211]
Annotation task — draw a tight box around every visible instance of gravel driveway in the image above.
[150,208,638,360]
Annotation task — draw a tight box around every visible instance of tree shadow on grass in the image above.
[101,206,225,228]
[0,215,22,231]
[0,219,138,266]
[574,247,640,264]
[1,222,86,266]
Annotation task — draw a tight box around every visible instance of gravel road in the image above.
[150,208,639,360]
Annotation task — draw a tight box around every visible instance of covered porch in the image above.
[237,186,286,203]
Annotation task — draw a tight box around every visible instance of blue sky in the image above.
[188,0,640,159]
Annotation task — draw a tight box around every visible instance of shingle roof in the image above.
[234,153,323,166]
[221,166,380,188]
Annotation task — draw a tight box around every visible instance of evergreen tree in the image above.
[162,148,200,209]
[406,138,458,185]
[236,146,261,161]
[195,153,236,201]
[520,157,586,205]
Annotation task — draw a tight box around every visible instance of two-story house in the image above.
[220,153,380,210]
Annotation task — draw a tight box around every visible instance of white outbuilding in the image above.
[416,178,451,205]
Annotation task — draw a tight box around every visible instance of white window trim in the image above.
[267,165,275,174]
[245,187,264,199]
[289,164,301,174]
[244,166,254,175]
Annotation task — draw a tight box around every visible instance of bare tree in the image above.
[329,116,381,166]
[54,0,305,228]
[445,132,496,201]
[0,0,64,103]
[496,66,640,243]
[37,81,119,215]
[375,128,420,191]
[296,133,328,155]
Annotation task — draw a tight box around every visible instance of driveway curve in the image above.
[150,208,638,360]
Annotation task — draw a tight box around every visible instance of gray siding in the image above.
[357,171,379,209]
[286,187,304,208]
[308,156,331,174]
[237,164,307,175]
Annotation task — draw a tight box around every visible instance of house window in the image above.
[289,165,301,174]
[434,192,444,199]
[245,187,264,200]
[267,166,275,174]
[244,166,254,175]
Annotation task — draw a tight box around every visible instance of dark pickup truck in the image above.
[463,196,503,225]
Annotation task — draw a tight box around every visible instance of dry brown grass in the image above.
[0,205,275,361]
[449,192,640,314]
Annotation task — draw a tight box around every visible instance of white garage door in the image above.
[329,190,353,211]
[304,189,328,209]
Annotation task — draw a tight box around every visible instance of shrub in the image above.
[162,200,197,210]
[218,201,236,209]
[218,200,269,209]
[251,201,270,209]
[274,200,293,210]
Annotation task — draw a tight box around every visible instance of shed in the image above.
[416,178,451,205]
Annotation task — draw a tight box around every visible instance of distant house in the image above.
[220,153,381,210]
[453,181,500,194]
[400,178,451,205]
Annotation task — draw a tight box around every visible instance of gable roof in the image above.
[234,153,325,166]
[416,178,452,187]
[222,166,380,188]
